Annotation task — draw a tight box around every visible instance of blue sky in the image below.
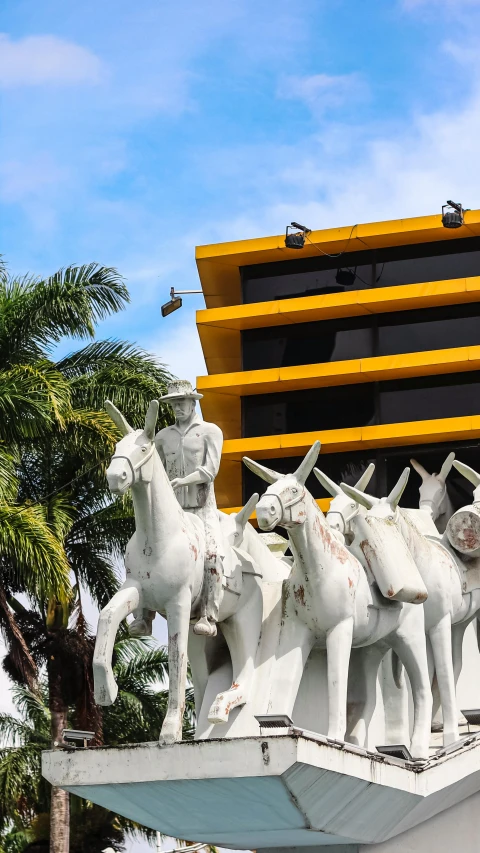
[2,0,480,847]
[2,0,480,383]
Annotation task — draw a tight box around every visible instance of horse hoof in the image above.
[193,616,217,637]
[129,619,152,637]
[208,703,229,725]
[159,722,181,745]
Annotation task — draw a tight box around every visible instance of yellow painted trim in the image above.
[198,345,480,398]
[221,415,480,461]
[197,275,480,333]
[221,497,331,516]
[196,211,480,308]
[197,275,480,376]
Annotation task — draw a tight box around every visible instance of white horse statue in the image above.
[93,400,269,743]
[341,459,480,746]
[244,442,432,759]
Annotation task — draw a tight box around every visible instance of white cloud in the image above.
[0,33,104,87]
[277,72,367,115]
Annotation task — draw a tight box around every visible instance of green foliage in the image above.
[0,258,177,852]
[0,640,194,853]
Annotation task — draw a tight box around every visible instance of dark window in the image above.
[243,384,376,437]
[242,371,480,438]
[242,302,480,370]
[242,440,480,511]
[241,236,480,305]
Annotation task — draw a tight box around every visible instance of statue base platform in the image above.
[42,732,480,851]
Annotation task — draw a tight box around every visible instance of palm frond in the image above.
[0,504,71,600]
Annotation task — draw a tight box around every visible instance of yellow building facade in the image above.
[195,209,480,516]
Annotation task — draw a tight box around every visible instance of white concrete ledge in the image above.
[42,734,480,848]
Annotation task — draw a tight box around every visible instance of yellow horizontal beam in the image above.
[198,345,480,398]
[197,275,480,333]
[221,497,331,516]
[196,211,480,308]
[221,415,480,461]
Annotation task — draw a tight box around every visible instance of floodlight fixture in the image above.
[62,729,95,748]
[285,221,311,250]
[161,286,202,318]
[375,743,413,761]
[461,709,480,727]
[255,713,293,730]
[442,200,464,229]
[335,267,356,287]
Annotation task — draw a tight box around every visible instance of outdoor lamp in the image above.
[442,200,464,229]
[285,221,311,249]
[161,286,202,317]
[335,267,356,287]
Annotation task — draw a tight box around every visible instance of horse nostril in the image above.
[121,472,127,480]
[270,506,276,515]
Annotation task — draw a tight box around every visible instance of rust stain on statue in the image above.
[294,585,306,606]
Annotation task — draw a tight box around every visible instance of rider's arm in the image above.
[171,424,223,490]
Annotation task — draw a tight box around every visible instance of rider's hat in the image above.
[159,379,203,401]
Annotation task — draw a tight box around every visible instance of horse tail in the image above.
[392,651,404,689]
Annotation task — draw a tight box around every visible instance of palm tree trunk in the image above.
[50,709,70,853]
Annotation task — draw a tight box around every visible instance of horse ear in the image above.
[243,457,281,484]
[453,459,480,488]
[294,441,321,485]
[355,462,376,491]
[439,451,455,482]
[388,467,410,508]
[341,482,378,510]
[144,400,159,440]
[313,467,342,498]
[105,400,133,436]
[410,458,429,481]
[235,493,259,532]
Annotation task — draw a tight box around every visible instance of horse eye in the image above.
[292,487,298,494]
[141,447,147,453]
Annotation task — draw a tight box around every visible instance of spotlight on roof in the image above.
[161,287,202,318]
[376,743,413,761]
[285,222,311,250]
[335,268,356,287]
[62,729,95,749]
[442,200,464,229]
[255,713,293,730]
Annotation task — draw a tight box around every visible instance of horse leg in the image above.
[187,629,211,721]
[347,644,386,748]
[452,619,470,688]
[268,605,314,719]
[429,613,458,745]
[208,577,263,724]
[389,611,432,759]
[326,618,354,741]
[159,588,191,745]
[93,583,141,705]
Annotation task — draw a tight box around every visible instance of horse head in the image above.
[243,442,320,531]
[410,452,455,519]
[314,463,375,542]
[341,468,428,604]
[105,399,159,494]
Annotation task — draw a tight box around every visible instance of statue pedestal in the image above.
[42,733,480,852]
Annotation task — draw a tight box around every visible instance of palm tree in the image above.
[0,261,174,853]
[0,639,194,853]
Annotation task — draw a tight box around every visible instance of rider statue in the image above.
[155,380,224,638]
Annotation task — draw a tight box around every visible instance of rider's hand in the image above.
[170,477,184,490]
